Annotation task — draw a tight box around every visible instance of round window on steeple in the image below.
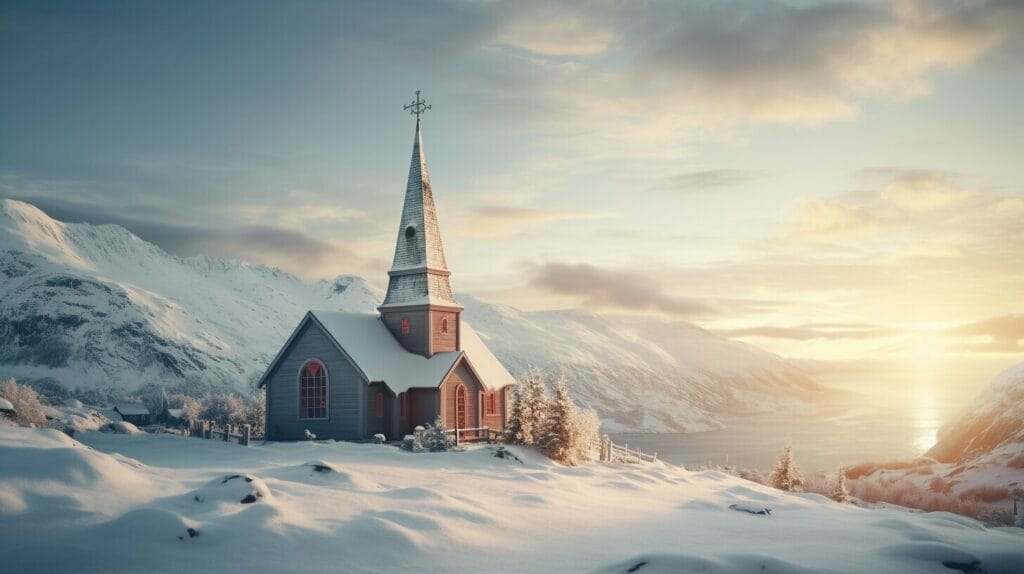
[405,225,416,239]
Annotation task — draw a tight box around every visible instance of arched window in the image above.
[486,392,496,415]
[441,318,448,334]
[401,316,411,335]
[299,361,327,419]
[455,385,467,429]
[376,392,384,418]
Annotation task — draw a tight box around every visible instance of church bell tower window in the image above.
[401,316,411,335]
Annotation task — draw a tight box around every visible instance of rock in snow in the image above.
[0,198,822,432]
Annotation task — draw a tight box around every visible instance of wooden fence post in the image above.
[242,424,251,446]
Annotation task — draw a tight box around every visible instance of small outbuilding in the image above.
[0,397,15,418]
[113,403,151,426]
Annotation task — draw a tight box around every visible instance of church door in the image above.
[456,385,467,430]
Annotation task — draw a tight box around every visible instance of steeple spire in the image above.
[379,93,462,358]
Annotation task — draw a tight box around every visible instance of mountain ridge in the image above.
[0,198,822,432]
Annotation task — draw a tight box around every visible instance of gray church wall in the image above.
[266,321,365,441]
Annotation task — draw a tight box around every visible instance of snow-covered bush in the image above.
[0,378,47,426]
[200,393,246,426]
[421,416,454,452]
[960,485,1010,503]
[769,446,804,492]
[304,429,317,441]
[246,389,266,438]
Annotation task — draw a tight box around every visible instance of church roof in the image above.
[114,403,150,416]
[257,311,514,394]
[381,120,460,309]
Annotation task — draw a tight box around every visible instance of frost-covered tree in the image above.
[570,408,601,464]
[521,370,549,445]
[505,383,526,443]
[200,393,246,426]
[421,415,454,452]
[0,378,46,426]
[177,396,202,424]
[247,389,266,438]
[538,378,575,463]
[831,467,851,503]
[769,446,804,492]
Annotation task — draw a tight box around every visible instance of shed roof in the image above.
[258,311,515,394]
[114,403,150,416]
[0,397,14,412]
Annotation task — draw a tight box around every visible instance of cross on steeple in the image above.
[403,90,431,120]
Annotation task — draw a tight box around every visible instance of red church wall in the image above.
[480,388,505,430]
[429,309,459,353]
[440,362,481,432]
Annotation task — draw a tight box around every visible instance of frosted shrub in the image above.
[960,485,1010,503]
[421,416,454,452]
[769,446,804,492]
[200,393,246,426]
[246,389,266,438]
[0,378,47,426]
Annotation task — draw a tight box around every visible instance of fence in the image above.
[443,426,504,446]
[591,434,658,464]
[186,420,252,446]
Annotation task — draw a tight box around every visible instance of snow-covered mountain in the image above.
[927,361,1024,465]
[0,199,821,432]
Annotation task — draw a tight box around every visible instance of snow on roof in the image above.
[167,408,184,419]
[0,397,14,412]
[309,311,459,394]
[459,321,516,390]
[260,311,515,394]
[114,403,150,416]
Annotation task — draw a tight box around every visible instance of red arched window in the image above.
[441,318,448,334]
[455,385,467,429]
[376,392,384,418]
[299,361,327,419]
[399,393,407,417]
[401,316,411,335]
[486,392,496,415]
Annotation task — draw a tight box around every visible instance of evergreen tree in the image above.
[522,370,548,445]
[769,446,805,492]
[505,382,526,443]
[538,378,575,463]
[831,467,851,503]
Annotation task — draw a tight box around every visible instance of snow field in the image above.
[1,426,1022,573]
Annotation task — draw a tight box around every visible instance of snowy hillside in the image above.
[0,199,821,432]
[849,362,1024,511]
[927,361,1024,464]
[0,425,1021,574]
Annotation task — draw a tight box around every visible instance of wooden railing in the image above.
[591,434,658,464]
[186,420,253,446]
[443,426,504,446]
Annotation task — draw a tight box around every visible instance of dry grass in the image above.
[1006,453,1024,469]
[960,485,1010,503]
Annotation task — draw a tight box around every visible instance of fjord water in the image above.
[611,369,990,473]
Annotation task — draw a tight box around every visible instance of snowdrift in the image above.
[1,426,1021,574]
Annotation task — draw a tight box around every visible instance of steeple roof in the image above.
[380,119,460,309]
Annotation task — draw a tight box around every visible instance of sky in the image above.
[2,0,1022,398]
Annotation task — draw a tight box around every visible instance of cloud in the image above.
[530,261,715,317]
[460,205,611,238]
[719,323,900,341]
[946,315,1024,353]
[784,197,884,240]
[628,0,1021,124]
[654,169,762,193]
[496,6,617,56]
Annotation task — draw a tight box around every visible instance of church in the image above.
[258,95,515,441]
